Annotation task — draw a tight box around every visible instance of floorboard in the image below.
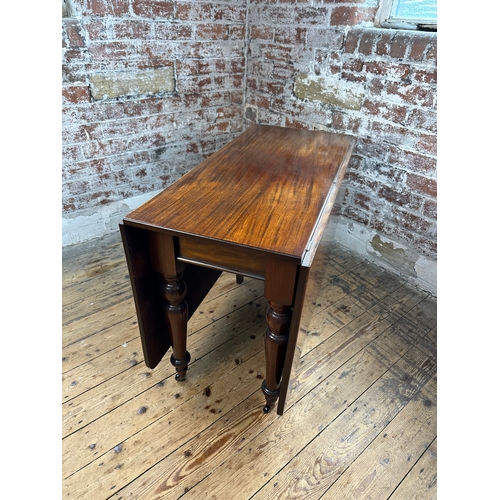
[62,232,437,500]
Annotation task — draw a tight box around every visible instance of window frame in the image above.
[375,0,437,31]
[62,0,75,18]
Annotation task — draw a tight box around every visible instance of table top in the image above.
[124,124,355,261]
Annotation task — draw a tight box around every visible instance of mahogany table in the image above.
[120,124,355,415]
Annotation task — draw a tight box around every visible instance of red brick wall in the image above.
[245,1,437,290]
[62,0,246,217]
[62,0,437,291]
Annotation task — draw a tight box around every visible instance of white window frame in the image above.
[375,0,437,31]
[62,0,75,18]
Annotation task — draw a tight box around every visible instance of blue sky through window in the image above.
[391,0,437,21]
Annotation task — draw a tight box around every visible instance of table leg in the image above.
[159,271,191,381]
[262,301,292,412]
[149,232,191,381]
[261,256,298,413]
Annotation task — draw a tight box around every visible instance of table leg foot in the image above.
[171,352,191,381]
[261,379,281,412]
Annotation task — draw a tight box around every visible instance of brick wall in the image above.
[245,1,437,292]
[62,0,437,293]
[62,0,246,244]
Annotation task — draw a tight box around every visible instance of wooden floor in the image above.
[62,231,437,500]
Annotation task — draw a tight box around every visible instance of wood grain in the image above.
[125,125,355,260]
[62,232,437,500]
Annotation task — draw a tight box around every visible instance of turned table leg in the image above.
[261,256,298,413]
[149,231,191,381]
[160,271,191,381]
[262,302,292,412]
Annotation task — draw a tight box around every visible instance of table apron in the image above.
[177,235,272,280]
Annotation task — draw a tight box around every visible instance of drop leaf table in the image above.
[120,124,355,414]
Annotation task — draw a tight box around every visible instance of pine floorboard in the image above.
[62,231,437,500]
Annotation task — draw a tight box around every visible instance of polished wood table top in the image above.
[121,124,356,415]
[125,124,355,261]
